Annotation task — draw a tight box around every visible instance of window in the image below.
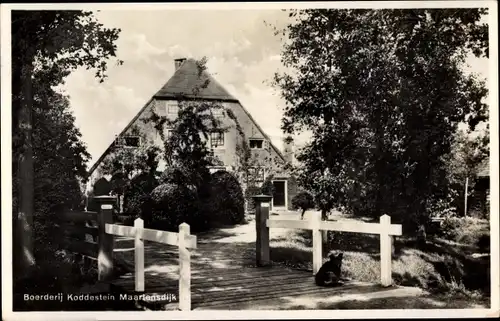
[166,101,179,115]
[210,132,225,148]
[118,136,141,148]
[249,166,265,183]
[209,166,227,174]
[249,138,264,149]
[156,126,173,141]
[212,107,224,118]
[165,129,173,140]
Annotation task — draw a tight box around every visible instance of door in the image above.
[272,181,286,207]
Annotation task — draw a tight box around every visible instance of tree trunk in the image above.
[321,209,328,221]
[15,60,36,279]
[464,177,469,217]
[374,106,385,218]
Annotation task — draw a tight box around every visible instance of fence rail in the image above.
[57,210,99,260]
[56,196,116,278]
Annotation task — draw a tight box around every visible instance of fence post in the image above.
[179,223,191,311]
[380,214,392,287]
[312,211,323,275]
[134,218,145,292]
[322,230,328,245]
[95,195,116,281]
[253,194,273,267]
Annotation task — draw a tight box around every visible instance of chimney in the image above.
[283,136,295,165]
[174,58,186,70]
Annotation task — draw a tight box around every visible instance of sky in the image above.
[59,9,490,170]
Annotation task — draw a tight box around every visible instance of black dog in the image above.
[315,252,343,286]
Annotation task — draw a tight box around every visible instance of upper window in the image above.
[166,101,179,115]
[212,107,224,118]
[249,138,264,149]
[209,166,227,174]
[248,166,265,183]
[118,136,141,148]
[210,132,225,149]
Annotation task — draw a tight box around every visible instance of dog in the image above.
[315,252,344,286]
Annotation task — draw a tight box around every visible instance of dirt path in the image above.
[113,213,297,275]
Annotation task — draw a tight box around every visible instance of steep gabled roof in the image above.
[154,58,238,101]
[87,58,286,178]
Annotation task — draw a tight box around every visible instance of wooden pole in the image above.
[380,214,392,287]
[464,177,469,217]
[312,211,323,275]
[253,195,272,267]
[179,223,191,311]
[95,196,116,281]
[134,218,144,292]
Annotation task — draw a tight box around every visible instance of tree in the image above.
[291,191,315,219]
[29,90,91,257]
[100,129,162,213]
[12,10,121,278]
[272,9,488,233]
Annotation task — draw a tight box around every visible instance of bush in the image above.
[260,175,275,196]
[245,185,262,213]
[123,173,157,214]
[292,191,315,218]
[477,234,490,253]
[150,183,205,232]
[440,216,490,245]
[208,171,245,226]
[93,177,111,196]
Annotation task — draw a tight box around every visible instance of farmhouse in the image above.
[86,58,297,211]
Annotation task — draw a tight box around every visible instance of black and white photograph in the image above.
[1,1,498,319]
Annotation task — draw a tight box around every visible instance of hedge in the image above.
[149,183,205,232]
[209,170,245,226]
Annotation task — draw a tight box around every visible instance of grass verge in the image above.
[268,212,490,308]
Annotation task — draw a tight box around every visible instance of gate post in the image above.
[380,214,393,287]
[94,195,116,281]
[312,211,323,275]
[253,194,273,267]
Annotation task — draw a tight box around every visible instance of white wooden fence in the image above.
[253,196,402,287]
[105,218,197,311]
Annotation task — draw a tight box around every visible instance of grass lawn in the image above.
[266,210,491,309]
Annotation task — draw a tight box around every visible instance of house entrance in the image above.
[272,180,286,208]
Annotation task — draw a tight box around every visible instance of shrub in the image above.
[123,173,158,214]
[260,175,275,196]
[245,185,262,213]
[292,191,315,219]
[440,217,463,239]
[477,234,490,253]
[93,177,111,196]
[150,183,204,232]
[440,216,490,245]
[209,170,245,226]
